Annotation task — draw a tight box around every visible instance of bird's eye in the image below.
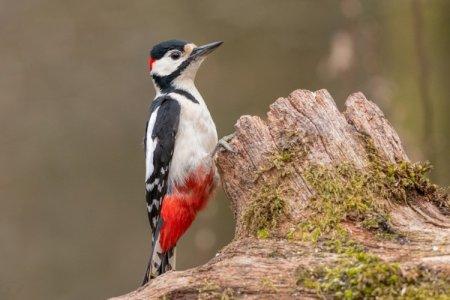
[170,51,181,60]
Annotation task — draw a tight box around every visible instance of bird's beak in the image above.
[190,41,223,59]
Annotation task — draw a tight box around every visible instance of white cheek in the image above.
[152,57,185,76]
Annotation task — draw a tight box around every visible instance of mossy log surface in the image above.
[112,89,449,300]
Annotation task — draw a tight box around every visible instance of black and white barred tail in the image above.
[142,222,176,285]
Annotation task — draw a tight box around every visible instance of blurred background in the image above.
[1,0,448,299]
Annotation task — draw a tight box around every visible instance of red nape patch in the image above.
[147,57,155,72]
[159,167,215,252]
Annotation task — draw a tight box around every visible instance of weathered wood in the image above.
[111,89,449,300]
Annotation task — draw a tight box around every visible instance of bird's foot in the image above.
[218,133,236,152]
[212,133,236,157]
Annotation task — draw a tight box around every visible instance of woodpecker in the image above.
[142,39,224,284]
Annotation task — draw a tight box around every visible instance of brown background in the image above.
[1,1,449,299]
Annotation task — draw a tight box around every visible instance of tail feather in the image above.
[142,221,176,285]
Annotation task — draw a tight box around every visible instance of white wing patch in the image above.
[145,107,159,181]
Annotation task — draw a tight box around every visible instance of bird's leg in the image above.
[212,133,236,157]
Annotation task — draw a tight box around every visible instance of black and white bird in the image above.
[142,39,226,284]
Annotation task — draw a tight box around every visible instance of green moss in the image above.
[286,228,295,240]
[244,139,310,237]
[243,186,286,237]
[260,277,278,292]
[291,137,449,299]
[295,162,394,243]
[249,135,450,298]
[292,155,448,244]
[362,135,448,213]
[242,143,300,237]
[273,149,293,167]
[257,148,296,178]
[257,228,270,239]
[197,280,234,300]
[296,251,450,299]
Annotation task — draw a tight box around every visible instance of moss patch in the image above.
[297,162,398,242]
[257,228,270,239]
[363,135,448,214]
[243,137,310,237]
[242,132,448,298]
[243,186,286,237]
[290,136,449,299]
[296,251,450,299]
[257,148,296,179]
[260,277,278,292]
[197,280,234,300]
[292,157,448,243]
[272,149,294,177]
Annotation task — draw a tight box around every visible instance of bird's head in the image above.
[148,39,222,92]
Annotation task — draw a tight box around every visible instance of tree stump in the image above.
[112,89,449,299]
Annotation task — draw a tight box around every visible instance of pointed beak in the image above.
[190,41,223,59]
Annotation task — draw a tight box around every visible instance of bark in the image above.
[111,89,449,300]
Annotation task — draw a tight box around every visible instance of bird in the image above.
[142,39,228,284]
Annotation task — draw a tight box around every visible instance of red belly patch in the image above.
[159,166,215,252]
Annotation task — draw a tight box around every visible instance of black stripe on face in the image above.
[151,57,193,90]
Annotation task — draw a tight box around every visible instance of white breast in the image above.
[168,93,218,187]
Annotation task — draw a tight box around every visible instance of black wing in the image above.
[145,96,180,232]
